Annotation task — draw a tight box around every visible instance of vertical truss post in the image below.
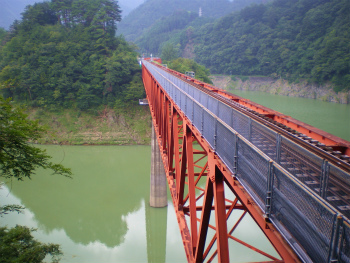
[265,161,274,219]
[186,126,198,254]
[168,105,174,171]
[195,175,214,262]
[276,133,282,164]
[173,111,181,202]
[320,159,330,199]
[248,118,252,142]
[178,132,187,206]
[209,151,230,263]
[328,214,342,263]
[162,95,168,151]
[142,62,300,263]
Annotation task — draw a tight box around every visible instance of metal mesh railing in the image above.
[339,219,350,263]
[143,61,350,263]
[216,121,237,174]
[237,137,270,210]
[272,167,336,262]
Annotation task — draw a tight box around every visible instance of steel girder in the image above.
[142,65,300,263]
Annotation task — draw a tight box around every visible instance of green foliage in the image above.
[0,27,6,44]
[168,58,213,84]
[0,204,24,216]
[176,0,350,91]
[0,95,73,262]
[0,225,62,263]
[118,0,267,43]
[0,96,72,180]
[136,10,198,55]
[161,43,180,62]
[0,0,143,109]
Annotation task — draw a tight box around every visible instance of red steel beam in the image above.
[155,64,350,156]
[142,63,301,263]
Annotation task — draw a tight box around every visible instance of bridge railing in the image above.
[144,61,350,263]
[158,65,350,212]
[144,62,350,217]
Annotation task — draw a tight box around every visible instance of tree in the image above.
[0,226,62,263]
[0,96,71,180]
[0,27,6,44]
[0,0,138,108]
[167,58,213,84]
[160,42,179,62]
[0,95,71,262]
[20,2,57,31]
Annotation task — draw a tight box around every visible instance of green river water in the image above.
[231,90,350,141]
[1,91,349,262]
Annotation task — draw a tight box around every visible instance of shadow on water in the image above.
[3,145,152,248]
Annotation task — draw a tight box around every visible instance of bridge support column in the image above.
[150,123,168,207]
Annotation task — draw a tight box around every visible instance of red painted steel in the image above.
[143,57,162,64]
[142,63,300,262]
[159,66,350,156]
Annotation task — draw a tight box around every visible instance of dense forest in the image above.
[0,0,143,29]
[0,0,144,110]
[159,0,349,91]
[136,10,205,55]
[118,0,266,42]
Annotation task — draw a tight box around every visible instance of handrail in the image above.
[143,60,350,263]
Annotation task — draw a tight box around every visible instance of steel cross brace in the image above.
[142,64,300,263]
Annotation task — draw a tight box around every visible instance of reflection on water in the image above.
[231,90,350,141]
[0,145,282,262]
[0,145,186,262]
[146,204,167,263]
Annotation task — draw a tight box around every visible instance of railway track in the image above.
[157,64,350,219]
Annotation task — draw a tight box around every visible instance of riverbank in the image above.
[27,106,152,145]
[211,75,350,104]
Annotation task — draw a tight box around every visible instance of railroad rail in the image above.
[153,62,350,219]
[142,60,350,263]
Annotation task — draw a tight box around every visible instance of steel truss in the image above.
[142,65,300,263]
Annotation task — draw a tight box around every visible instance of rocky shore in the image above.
[211,75,350,104]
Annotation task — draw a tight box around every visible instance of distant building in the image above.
[199,7,202,17]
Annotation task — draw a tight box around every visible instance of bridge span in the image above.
[142,60,350,263]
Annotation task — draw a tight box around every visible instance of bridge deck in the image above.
[142,60,350,263]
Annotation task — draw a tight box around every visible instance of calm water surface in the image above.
[231,90,350,141]
[1,93,348,262]
[0,145,277,262]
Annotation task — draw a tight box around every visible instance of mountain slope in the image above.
[178,0,350,91]
[118,0,265,42]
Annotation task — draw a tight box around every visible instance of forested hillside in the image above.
[0,0,143,110]
[118,0,265,42]
[176,0,349,91]
[136,10,203,55]
[0,0,143,29]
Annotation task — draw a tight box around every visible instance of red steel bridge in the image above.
[142,60,350,263]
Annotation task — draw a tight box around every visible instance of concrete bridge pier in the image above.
[150,123,168,207]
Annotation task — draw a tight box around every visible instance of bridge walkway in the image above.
[142,60,350,263]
